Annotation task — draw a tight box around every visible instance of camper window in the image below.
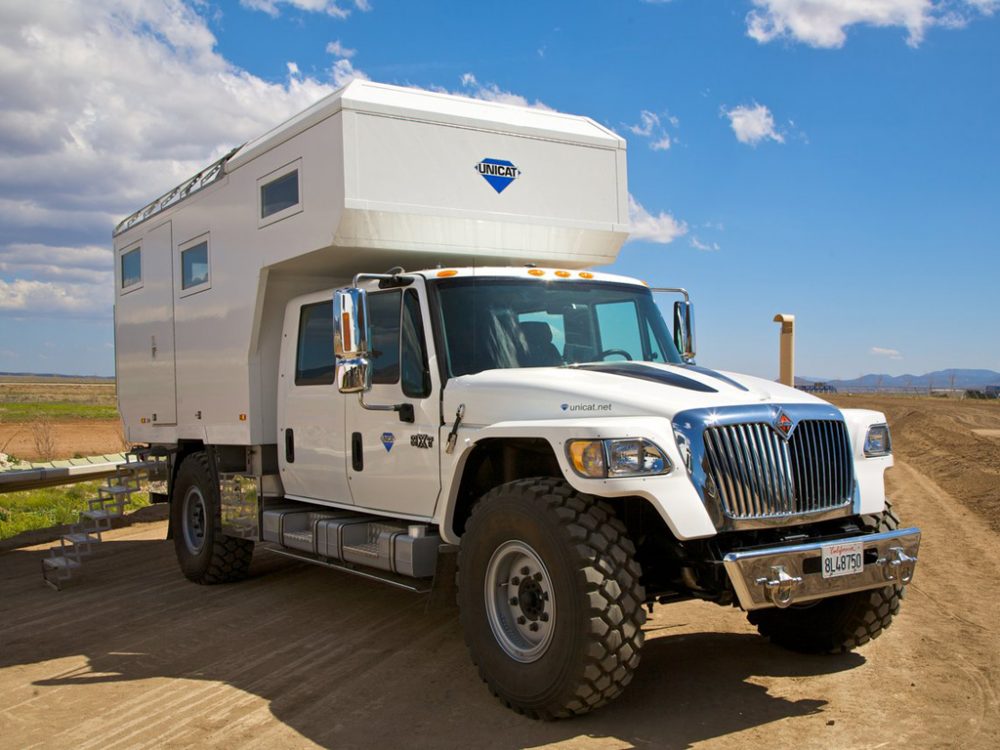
[258,159,303,227]
[120,246,141,291]
[181,240,210,291]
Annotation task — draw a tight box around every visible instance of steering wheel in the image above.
[597,349,633,361]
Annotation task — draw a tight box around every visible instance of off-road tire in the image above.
[457,477,645,720]
[170,452,253,584]
[747,501,905,654]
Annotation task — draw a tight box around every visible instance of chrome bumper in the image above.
[723,527,921,611]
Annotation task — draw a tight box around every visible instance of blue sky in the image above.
[0,0,997,379]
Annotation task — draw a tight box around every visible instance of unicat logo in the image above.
[561,403,612,412]
[475,158,520,194]
[381,432,395,453]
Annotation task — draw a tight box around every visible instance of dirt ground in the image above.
[1,396,998,749]
[0,420,125,462]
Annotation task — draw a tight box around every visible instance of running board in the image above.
[260,543,431,593]
[260,505,440,589]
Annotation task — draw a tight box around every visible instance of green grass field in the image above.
[0,481,150,541]
[0,402,119,422]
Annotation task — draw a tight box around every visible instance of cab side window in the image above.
[368,290,401,384]
[295,302,335,386]
[401,289,431,397]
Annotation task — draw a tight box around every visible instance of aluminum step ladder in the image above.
[41,448,168,590]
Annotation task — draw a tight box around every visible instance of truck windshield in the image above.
[432,278,683,377]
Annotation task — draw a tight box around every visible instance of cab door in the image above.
[345,283,441,518]
[278,295,350,503]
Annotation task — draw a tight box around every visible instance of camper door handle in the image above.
[285,428,295,463]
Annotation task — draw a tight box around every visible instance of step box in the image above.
[261,507,439,578]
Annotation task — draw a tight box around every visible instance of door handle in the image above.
[351,432,363,472]
[285,428,295,463]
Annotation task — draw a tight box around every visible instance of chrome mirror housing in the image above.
[337,358,371,394]
[673,300,696,362]
[334,287,369,359]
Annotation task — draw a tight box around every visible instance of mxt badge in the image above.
[411,434,434,449]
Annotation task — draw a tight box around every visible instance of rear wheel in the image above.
[747,501,905,654]
[457,478,645,719]
[170,452,253,584]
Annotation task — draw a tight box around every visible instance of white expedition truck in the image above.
[113,81,920,719]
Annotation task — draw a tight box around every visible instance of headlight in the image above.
[864,424,892,457]
[566,438,671,478]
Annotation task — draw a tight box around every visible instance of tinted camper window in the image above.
[121,247,141,289]
[261,170,299,218]
[181,241,209,290]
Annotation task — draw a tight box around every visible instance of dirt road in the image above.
[1,399,999,749]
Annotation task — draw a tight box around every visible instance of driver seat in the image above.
[520,322,563,367]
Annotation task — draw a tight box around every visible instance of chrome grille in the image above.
[702,420,854,519]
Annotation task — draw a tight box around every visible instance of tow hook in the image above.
[754,565,803,608]
[877,547,917,584]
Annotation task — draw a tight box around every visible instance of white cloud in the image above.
[724,103,785,146]
[240,1,365,19]
[326,39,356,58]
[627,109,677,151]
[628,111,660,138]
[689,236,720,252]
[747,0,998,48]
[0,1,367,316]
[871,346,903,360]
[627,195,688,245]
[0,243,114,314]
[456,74,552,110]
[0,278,112,315]
[331,57,367,86]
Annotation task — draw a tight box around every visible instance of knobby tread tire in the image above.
[171,452,253,585]
[747,500,905,654]
[457,477,646,720]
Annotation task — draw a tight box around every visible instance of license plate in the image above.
[821,541,864,579]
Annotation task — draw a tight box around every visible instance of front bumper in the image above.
[723,527,921,611]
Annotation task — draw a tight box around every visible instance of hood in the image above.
[443,361,830,425]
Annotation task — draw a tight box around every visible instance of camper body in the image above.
[113,81,920,719]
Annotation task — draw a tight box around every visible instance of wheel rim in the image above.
[484,540,556,663]
[181,486,208,555]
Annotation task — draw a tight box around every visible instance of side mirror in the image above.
[334,288,371,394]
[334,287,369,358]
[337,359,371,394]
[673,300,696,362]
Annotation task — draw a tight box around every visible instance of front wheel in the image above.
[747,501,905,653]
[457,478,646,719]
[170,452,253,584]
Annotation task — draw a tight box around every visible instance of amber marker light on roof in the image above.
[527,269,545,276]
[579,271,594,279]
[555,270,571,278]
[436,269,458,277]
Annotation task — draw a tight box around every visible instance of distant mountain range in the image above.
[798,368,1000,390]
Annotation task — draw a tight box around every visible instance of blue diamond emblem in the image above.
[476,158,520,194]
